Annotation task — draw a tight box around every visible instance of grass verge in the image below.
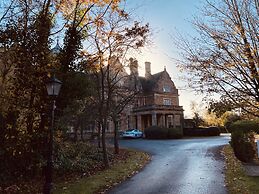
[223,145,259,194]
[53,149,150,194]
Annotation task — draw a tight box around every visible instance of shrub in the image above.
[54,141,104,174]
[207,126,221,136]
[230,130,257,162]
[144,126,183,139]
[144,126,168,139]
[168,127,183,139]
[224,114,243,133]
[229,120,258,162]
[222,113,241,132]
[230,120,259,133]
[183,127,220,136]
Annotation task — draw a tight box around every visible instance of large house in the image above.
[50,41,184,132]
[108,58,184,131]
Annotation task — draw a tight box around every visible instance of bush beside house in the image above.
[183,127,220,136]
[229,120,259,163]
[168,128,183,139]
[144,126,183,139]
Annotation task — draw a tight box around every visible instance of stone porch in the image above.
[129,105,184,131]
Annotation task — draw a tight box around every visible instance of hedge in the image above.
[229,120,259,133]
[144,126,183,139]
[183,127,220,136]
[168,128,183,139]
[229,120,259,162]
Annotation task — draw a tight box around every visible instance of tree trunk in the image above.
[74,122,79,142]
[97,122,101,148]
[80,128,84,141]
[26,86,36,134]
[101,121,109,168]
[113,119,119,154]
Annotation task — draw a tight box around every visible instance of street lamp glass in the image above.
[46,76,62,96]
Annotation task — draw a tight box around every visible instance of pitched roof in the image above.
[139,71,168,93]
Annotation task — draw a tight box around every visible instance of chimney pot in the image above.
[145,62,151,78]
[129,58,138,76]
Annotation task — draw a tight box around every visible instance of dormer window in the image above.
[163,85,171,93]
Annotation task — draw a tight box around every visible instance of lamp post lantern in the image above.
[44,75,62,194]
[46,76,62,97]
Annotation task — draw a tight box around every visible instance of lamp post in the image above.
[44,75,62,194]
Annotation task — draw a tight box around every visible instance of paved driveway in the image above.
[108,135,230,194]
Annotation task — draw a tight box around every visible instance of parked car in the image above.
[122,129,143,138]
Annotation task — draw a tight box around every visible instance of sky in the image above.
[0,0,207,118]
[125,0,206,118]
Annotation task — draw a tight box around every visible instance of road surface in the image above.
[108,135,230,194]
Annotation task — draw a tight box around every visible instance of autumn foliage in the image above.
[176,0,259,117]
[0,0,149,191]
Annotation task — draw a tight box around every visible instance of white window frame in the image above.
[163,98,172,106]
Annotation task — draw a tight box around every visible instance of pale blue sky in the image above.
[0,0,207,118]
[125,0,206,118]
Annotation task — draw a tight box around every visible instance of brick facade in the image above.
[117,59,184,131]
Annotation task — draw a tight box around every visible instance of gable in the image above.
[154,71,176,94]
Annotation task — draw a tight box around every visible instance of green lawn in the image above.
[53,149,150,194]
[223,145,259,194]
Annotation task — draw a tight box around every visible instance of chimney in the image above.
[129,58,138,76]
[145,62,151,78]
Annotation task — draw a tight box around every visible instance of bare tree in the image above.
[83,8,149,166]
[176,0,259,117]
[110,91,138,154]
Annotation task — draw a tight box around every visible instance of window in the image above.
[167,115,173,127]
[174,115,181,126]
[163,85,171,92]
[163,98,172,106]
[142,97,146,106]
